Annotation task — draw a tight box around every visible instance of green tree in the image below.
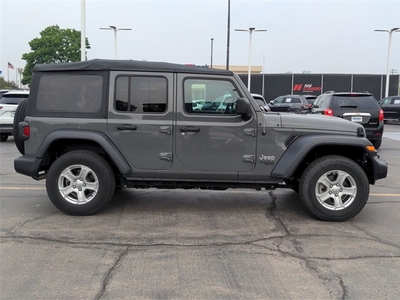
[0,77,18,90]
[21,25,90,86]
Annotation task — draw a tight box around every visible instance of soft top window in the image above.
[37,74,102,113]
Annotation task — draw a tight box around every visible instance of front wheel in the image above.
[46,150,115,215]
[299,155,369,221]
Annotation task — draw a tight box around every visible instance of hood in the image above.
[276,113,365,135]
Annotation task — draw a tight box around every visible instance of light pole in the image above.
[374,27,400,97]
[17,68,23,88]
[100,25,132,59]
[235,27,267,91]
[210,38,214,68]
[81,0,86,61]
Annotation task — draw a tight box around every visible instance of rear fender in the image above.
[35,129,131,175]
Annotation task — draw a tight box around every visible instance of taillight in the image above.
[23,125,30,137]
[324,108,333,116]
[379,109,384,122]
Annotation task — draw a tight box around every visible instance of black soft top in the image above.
[34,59,233,75]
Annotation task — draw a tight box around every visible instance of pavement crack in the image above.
[6,212,57,235]
[266,191,291,236]
[350,219,400,250]
[95,246,129,300]
[338,275,348,300]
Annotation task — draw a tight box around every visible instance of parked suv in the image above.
[13,59,387,221]
[310,91,384,148]
[269,94,311,112]
[0,90,29,141]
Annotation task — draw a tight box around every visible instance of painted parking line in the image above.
[0,186,399,197]
[0,187,45,190]
[383,132,400,141]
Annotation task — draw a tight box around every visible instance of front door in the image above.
[175,75,257,179]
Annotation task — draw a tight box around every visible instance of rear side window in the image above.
[331,95,379,109]
[283,97,302,103]
[115,76,167,113]
[37,74,102,113]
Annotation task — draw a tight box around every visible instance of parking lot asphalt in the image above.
[1,122,399,299]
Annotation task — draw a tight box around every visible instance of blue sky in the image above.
[1,0,399,82]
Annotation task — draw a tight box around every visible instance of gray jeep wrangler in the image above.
[14,59,387,221]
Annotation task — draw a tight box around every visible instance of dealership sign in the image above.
[293,83,322,93]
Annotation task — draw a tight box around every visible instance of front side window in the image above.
[37,74,102,112]
[183,79,240,115]
[115,76,167,113]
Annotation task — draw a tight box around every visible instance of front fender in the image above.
[271,134,372,179]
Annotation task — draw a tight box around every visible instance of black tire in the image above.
[0,134,8,142]
[299,155,369,222]
[13,98,29,155]
[46,150,115,215]
[372,139,382,149]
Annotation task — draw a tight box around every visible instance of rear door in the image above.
[107,72,174,172]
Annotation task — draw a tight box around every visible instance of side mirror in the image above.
[236,97,251,117]
[269,101,274,105]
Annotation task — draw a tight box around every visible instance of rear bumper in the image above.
[365,123,384,141]
[0,124,13,134]
[14,156,46,180]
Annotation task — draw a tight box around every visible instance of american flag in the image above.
[8,62,14,70]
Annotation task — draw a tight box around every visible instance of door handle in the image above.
[180,127,200,133]
[116,124,137,131]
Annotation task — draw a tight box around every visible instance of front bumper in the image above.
[370,156,388,184]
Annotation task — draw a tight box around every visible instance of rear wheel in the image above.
[46,150,115,215]
[299,155,369,221]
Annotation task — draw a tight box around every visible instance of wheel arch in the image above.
[37,130,131,175]
[271,134,376,183]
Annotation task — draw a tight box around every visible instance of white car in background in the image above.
[251,93,271,112]
[0,90,29,141]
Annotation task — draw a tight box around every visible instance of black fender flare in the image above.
[36,129,132,175]
[271,134,372,179]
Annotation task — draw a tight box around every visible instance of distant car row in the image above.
[378,95,400,122]
[252,91,399,149]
